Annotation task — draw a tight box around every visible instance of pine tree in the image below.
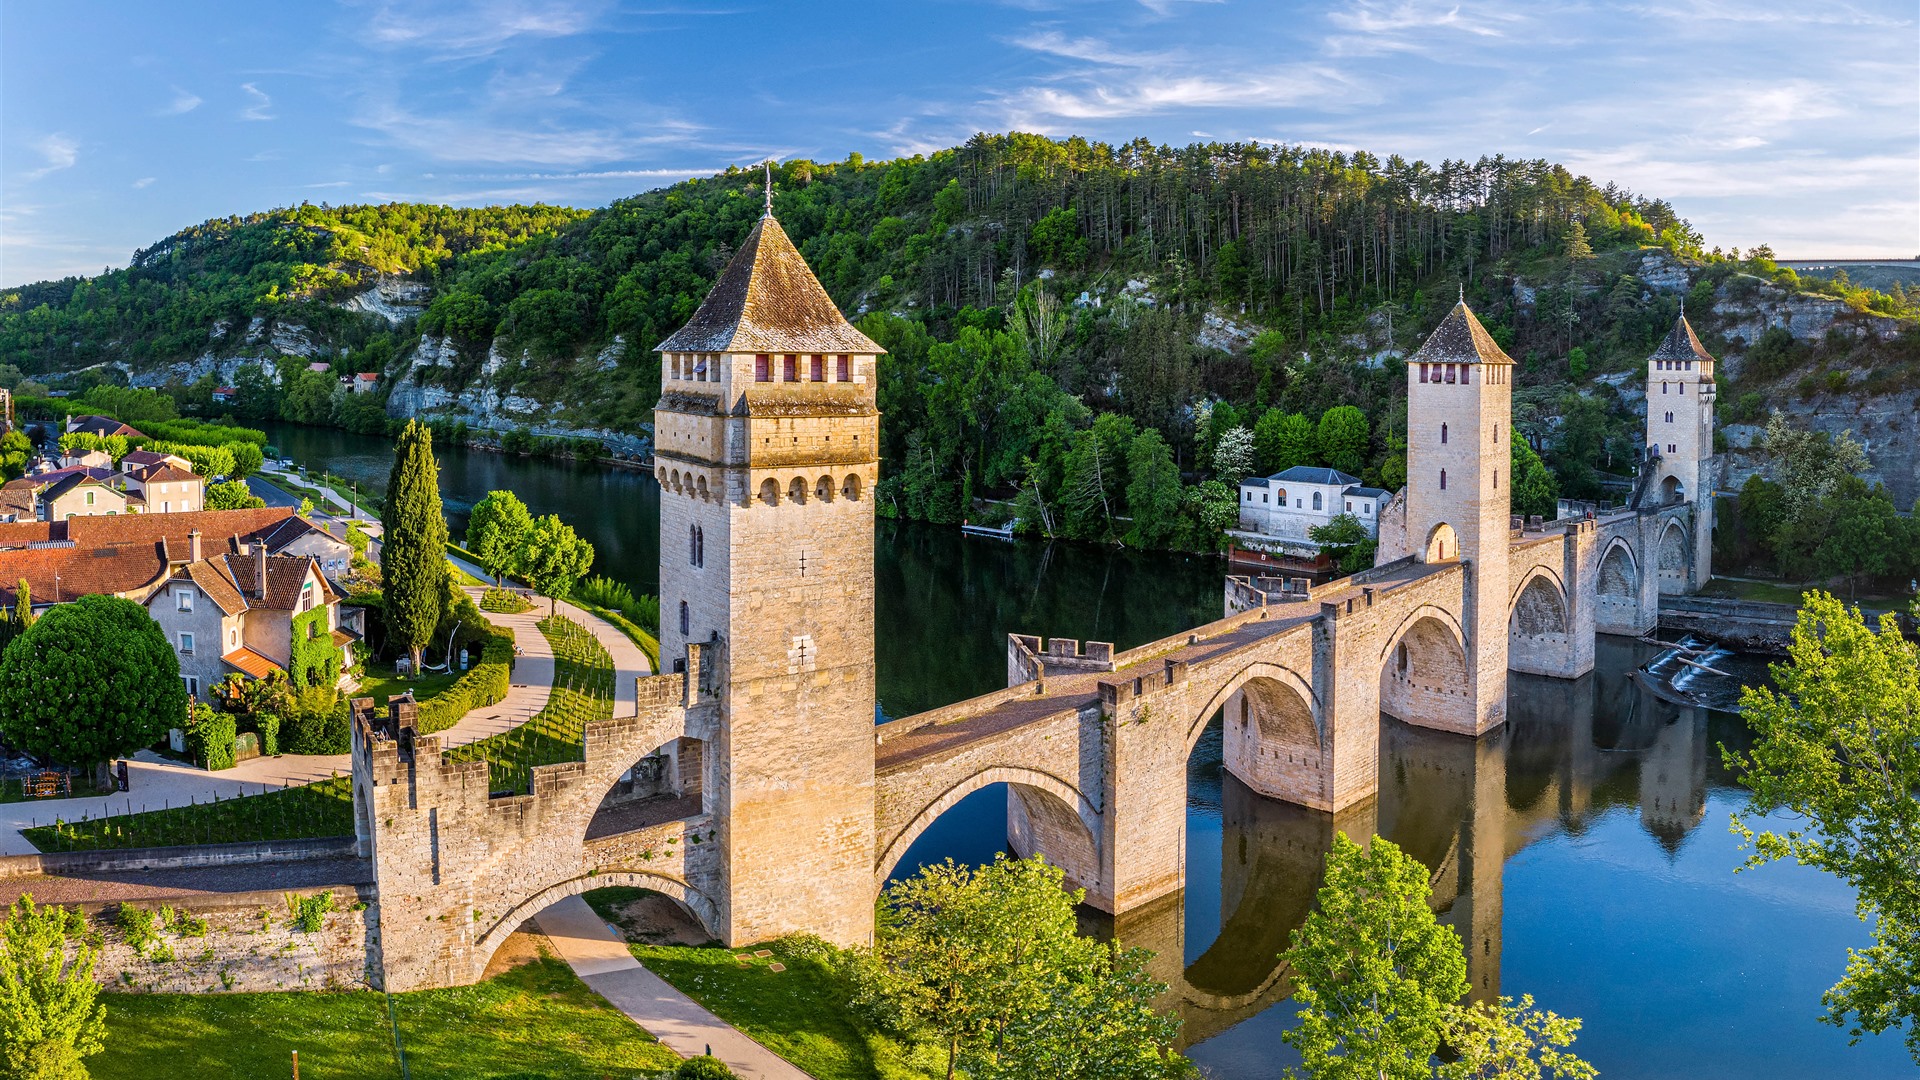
[1565,220,1593,260]
[381,419,449,672]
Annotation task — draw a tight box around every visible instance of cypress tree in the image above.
[381,419,448,672]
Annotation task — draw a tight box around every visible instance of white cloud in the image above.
[363,0,603,60]
[1136,0,1222,17]
[25,134,79,180]
[351,102,681,166]
[240,82,274,121]
[1008,30,1179,67]
[160,87,202,115]
[132,177,156,189]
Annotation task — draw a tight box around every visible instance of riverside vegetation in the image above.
[2,135,1915,562]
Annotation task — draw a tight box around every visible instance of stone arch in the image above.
[1657,519,1688,592]
[1184,661,1321,755]
[669,469,683,494]
[1660,474,1684,504]
[815,475,835,502]
[1379,608,1471,727]
[1508,568,1569,637]
[842,473,862,500]
[1222,672,1329,809]
[788,476,808,504]
[1424,522,1459,562]
[655,467,667,486]
[695,475,709,501]
[875,766,1099,893]
[758,477,779,505]
[472,869,718,976]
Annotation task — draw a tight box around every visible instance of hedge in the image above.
[417,624,516,735]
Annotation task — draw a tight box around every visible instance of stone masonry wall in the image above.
[95,886,373,994]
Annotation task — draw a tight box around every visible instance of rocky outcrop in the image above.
[128,353,280,390]
[1718,392,1920,509]
[1712,279,1904,356]
[384,334,653,458]
[269,323,319,358]
[341,278,429,326]
[1638,253,1691,293]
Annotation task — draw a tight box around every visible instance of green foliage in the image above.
[413,621,514,737]
[203,479,263,511]
[1730,594,1920,1062]
[1124,430,1183,548]
[288,891,332,934]
[676,1056,739,1080]
[143,441,233,479]
[861,854,1189,1080]
[514,514,595,614]
[75,386,174,427]
[289,607,340,689]
[1509,434,1559,521]
[1254,410,1317,476]
[1282,834,1469,1080]
[381,420,449,669]
[1437,996,1597,1080]
[183,703,236,771]
[0,595,184,768]
[0,897,105,1079]
[1211,426,1255,486]
[24,775,353,852]
[1309,514,1376,575]
[1315,406,1370,476]
[446,616,608,792]
[465,490,533,583]
[0,431,33,482]
[477,586,532,614]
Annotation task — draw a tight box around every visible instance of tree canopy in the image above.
[0,595,184,767]
[381,419,449,670]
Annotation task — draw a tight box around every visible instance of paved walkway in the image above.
[535,896,812,1080]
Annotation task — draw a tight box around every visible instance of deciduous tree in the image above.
[466,490,534,584]
[381,419,448,671]
[0,897,106,1079]
[1316,406,1370,476]
[1125,430,1182,549]
[1730,593,1920,1062]
[515,514,595,615]
[1212,427,1255,486]
[1509,433,1559,521]
[0,595,183,770]
[204,479,264,511]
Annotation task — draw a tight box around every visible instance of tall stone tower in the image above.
[1401,299,1514,734]
[1645,313,1716,587]
[653,207,884,946]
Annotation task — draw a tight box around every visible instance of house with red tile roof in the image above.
[64,415,145,440]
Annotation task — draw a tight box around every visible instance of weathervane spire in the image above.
[1458,283,1465,305]
[764,161,773,217]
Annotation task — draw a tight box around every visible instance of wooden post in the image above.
[291,1050,299,1079]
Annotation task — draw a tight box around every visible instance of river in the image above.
[262,421,1911,1078]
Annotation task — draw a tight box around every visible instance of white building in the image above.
[1238,466,1392,542]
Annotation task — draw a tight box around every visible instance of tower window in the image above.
[836,355,851,381]
[783,355,797,382]
[1419,364,1429,384]
[1445,365,1457,384]
[1662,382,1668,394]
[679,601,690,637]
[1440,469,1447,490]
[755,354,771,382]
[810,355,825,382]
[1679,382,1685,395]
[1441,423,1448,444]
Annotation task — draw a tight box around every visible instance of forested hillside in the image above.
[3,132,1916,553]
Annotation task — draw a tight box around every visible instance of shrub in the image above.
[676,1056,739,1080]
[479,586,532,614]
[416,625,515,735]
[184,704,236,772]
[288,891,331,934]
[278,688,348,755]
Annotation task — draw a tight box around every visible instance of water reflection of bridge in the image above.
[1120,637,1717,1047]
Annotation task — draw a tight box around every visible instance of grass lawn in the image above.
[447,615,613,793]
[94,956,681,1080]
[356,657,463,707]
[584,887,940,1080]
[23,775,354,852]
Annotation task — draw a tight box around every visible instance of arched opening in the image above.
[695,475,709,501]
[758,477,779,506]
[1312,491,1323,511]
[788,476,808,505]
[1660,475,1684,504]
[876,768,1102,900]
[816,475,834,502]
[1424,522,1459,562]
[1594,539,1641,634]
[1217,673,1327,809]
[588,737,707,839]
[1509,572,1571,675]
[1380,612,1471,728]
[842,473,862,500]
[1658,521,1688,593]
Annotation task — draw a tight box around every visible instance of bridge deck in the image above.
[876,559,1450,774]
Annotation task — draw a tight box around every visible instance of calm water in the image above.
[265,422,1910,1078]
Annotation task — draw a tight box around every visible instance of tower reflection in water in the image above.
[1105,635,1719,1052]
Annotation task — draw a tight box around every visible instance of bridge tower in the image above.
[653,204,885,946]
[1401,298,1514,734]
[1646,313,1717,590]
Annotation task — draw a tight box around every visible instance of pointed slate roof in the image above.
[656,214,884,355]
[1649,313,1715,365]
[1409,301,1514,366]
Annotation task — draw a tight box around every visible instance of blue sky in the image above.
[3,0,1916,286]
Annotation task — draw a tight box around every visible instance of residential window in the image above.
[176,590,192,613]
[182,675,198,698]
[1312,492,1323,510]
[810,355,825,382]
[1262,493,1268,503]
[836,355,850,381]
[1243,490,1251,502]
[178,632,194,655]
[755,354,771,382]
[230,628,238,647]
[1363,504,1372,515]
[1440,469,1447,490]
[301,585,314,612]
[1345,501,1353,512]
[85,491,94,506]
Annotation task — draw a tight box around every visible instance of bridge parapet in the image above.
[1097,657,1190,713]
[1008,634,1115,689]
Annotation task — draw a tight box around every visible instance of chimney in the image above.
[188,529,202,563]
[255,542,268,600]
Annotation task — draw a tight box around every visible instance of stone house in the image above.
[57,448,114,470]
[252,515,353,582]
[39,472,127,519]
[145,534,351,700]
[1237,466,1392,542]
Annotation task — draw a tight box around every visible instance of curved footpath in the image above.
[0,577,656,855]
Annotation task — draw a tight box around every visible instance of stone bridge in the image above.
[349,225,1721,990]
